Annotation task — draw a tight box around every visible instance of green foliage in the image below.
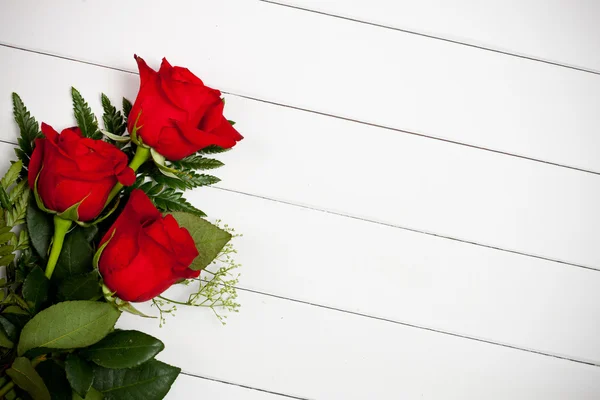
[72,87,101,140]
[36,360,71,400]
[26,198,52,260]
[148,166,220,191]
[172,155,224,170]
[122,98,133,122]
[22,266,49,313]
[12,93,43,172]
[81,330,164,369]
[66,354,94,398]
[101,94,127,136]
[0,161,30,270]
[57,271,102,301]
[6,357,51,400]
[17,301,121,356]
[92,359,180,400]
[53,225,97,282]
[171,212,231,271]
[199,145,229,154]
[133,180,206,217]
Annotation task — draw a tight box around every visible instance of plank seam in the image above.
[211,186,600,272]
[231,284,600,368]
[1,43,599,177]
[0,137,596,270]
[257,0,600,76]
[0,137,595,366]
[180,372,312,399]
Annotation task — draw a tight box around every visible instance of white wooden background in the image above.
[0,1,599,398]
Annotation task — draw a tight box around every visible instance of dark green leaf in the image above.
[66,354,93,398]
[1,161,22,191]
[0,186,11,209]
[92,359,180,400]
[17,301,121,356]
[149,167,220,191]
[172,155,224,171]
[53,226,97,282]
[81,330,164,369]
[12,93,43,171]
[22,266,49,313]
[171,212,232,270]
[26,198,52,260]
[0,315,18,342]
[122,98,133,122]
[136,181,206,217]
[0,325,14,348]
[199,145,229,154]
[73,387,104,400]
[72,88,100,140]
[101,94,126,136]
[57,271,102,301]
[36,360,71,400]
[6,357,51,400]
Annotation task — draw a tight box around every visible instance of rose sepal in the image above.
[101,284,156,319]
[56,197,87,222]
[101,129,131,143]
[150,148,182,180]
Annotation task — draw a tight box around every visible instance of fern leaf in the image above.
[12,93,42,170]
[101,94,127,136]
[72,87,100,139]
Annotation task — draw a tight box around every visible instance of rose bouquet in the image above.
[0,56,243,399]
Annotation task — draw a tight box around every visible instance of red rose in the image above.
[128,55,243,160]
[98,189,199,302]
[28,123,135,222]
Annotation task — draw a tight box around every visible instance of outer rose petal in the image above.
[27,138,45,190]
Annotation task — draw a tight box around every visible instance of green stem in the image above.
[105,146,151,206]
[44,216,73,279]
[0,381,14,398]
[157,295,189,306]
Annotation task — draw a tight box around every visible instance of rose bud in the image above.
[128,55,243,160]
[97,189,200,302]
[28,123,135,222]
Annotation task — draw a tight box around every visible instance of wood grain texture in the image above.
[267,0,600,73]
[1,47,599,270]
[0,0,599,173]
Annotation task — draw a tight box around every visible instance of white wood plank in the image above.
[1,140,599,366]
[167,374,286,400]
[272,0,600,73]
[0,0,599,173]
[121,288,600,400]
[1,47,599,269]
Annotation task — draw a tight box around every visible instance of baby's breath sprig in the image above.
[156,222,242,325]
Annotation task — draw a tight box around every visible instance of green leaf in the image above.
[149,167,220,191]
[172,155,224,170]
[6,357,51,400]
[0,326,14,348]
[1,161,22,191]
[0,315,17,342]
[136,181,206,217]
[66,354,94,398]
[53,226,97,282]
[36,360,71,400]
[101,94,126,136]
[17,301,121,356]
[199,145,229,154]
[81,330,164,369]
[57,271,102,301]
[26,198,53,260]
[12,93,43,171]
[22,266,49,313]
[72,88,100,140]
[0,187,11,209]
[171,212,232,270]
[92,359,180,400]
[73,387,103,400]
[122,98,133,122]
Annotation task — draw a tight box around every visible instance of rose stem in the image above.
[44,216,73,279]
[105,145,151,206]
